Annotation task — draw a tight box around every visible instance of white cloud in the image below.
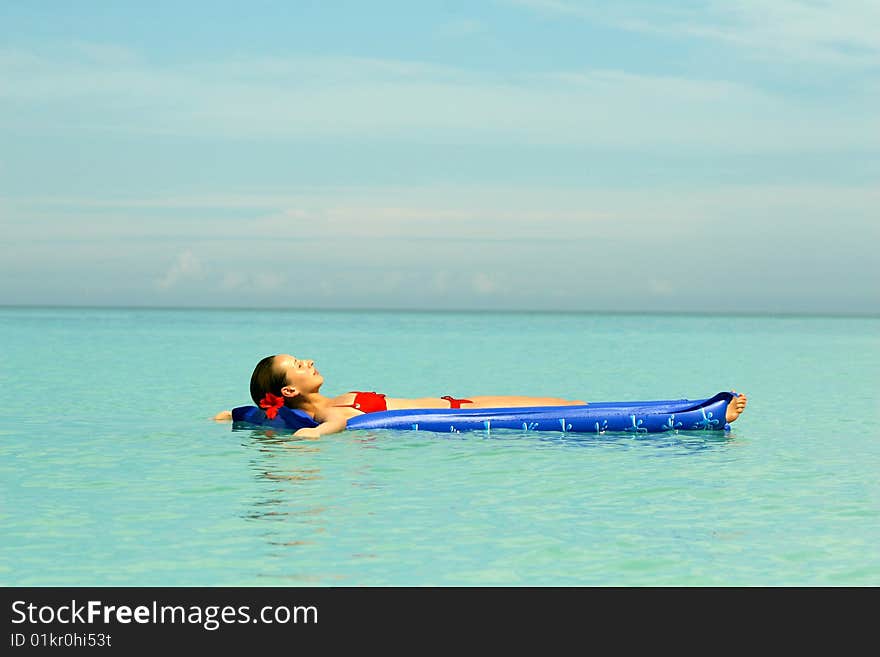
[156,250,205,289]
[472,272,502,295]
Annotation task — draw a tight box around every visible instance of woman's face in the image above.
[276,354,324,396]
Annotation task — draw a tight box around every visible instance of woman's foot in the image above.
[725,391,748,423]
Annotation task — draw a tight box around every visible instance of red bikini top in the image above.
[334,391,388,414]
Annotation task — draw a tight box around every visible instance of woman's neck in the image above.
[290,392,331,417]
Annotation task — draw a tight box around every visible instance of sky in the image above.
[1,0,878,314]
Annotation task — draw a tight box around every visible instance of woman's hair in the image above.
[250,355,289,405]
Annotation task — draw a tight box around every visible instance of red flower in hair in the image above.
[259,392,285,420]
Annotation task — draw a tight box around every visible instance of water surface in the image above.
[1,308,877,585]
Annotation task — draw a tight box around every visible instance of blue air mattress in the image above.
[231,391,735,434]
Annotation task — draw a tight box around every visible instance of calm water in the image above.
[1,307,878,586]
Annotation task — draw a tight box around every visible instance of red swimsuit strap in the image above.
[441,395,473,409]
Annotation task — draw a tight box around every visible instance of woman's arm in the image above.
[293,406,348,438]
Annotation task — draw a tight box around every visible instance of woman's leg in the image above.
[387,396,585,411]
[463,396,586,408]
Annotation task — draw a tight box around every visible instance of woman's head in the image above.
[250,354,324,405]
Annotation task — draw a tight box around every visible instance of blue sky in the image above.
[1,1,877,313]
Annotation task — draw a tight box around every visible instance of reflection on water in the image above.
[242,424,737,452]
[233,424,739,584]
[241,432,328,562]
[348,426,734,453]
[239,429,375,584]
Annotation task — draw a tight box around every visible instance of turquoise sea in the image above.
[1,307,878,586]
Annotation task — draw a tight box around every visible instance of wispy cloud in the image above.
[435,18,488,39]
[220,270,287,292]
[2,178,876,311]
[1,1,876,313]
[506,0,880,67]
[2,45,876,151]
[5,182,879,243]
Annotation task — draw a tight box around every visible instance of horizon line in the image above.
[1,303,878,320]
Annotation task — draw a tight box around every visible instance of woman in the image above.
[215,353,748,438]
